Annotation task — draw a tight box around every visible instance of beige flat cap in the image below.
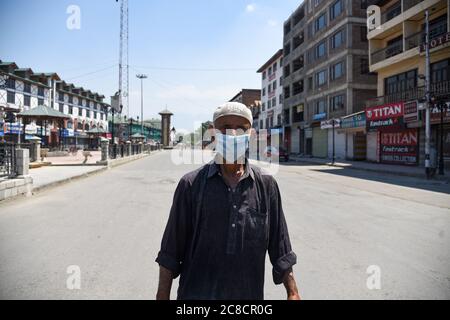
[213,102,253,126]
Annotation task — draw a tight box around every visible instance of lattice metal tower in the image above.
[117,0,129,118]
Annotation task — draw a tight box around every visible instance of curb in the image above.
[290,158,450,181]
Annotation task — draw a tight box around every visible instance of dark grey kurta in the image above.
[156,160,296,300]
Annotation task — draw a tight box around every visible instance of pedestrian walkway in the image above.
[289,154,450,181]
[45,150,101,165]
[29,166,107,191]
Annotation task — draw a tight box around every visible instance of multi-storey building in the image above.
[366,0,450,167]
[257,49,284,133]
[0,60,109,148]
[282,0,377,160]
[229,89,262,130]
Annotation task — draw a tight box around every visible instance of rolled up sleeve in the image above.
[267,178,297,284]
[155,177,192,278]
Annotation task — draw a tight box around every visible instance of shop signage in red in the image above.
[379,128,418,165]
[429,101,450,125]
[366,102,404,129]
[404,101,419,123]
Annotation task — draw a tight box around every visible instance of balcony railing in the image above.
[371,40,403,64]
[366,80,450,108]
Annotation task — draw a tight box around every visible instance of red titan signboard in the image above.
[379,129,418,165]
[366,102,404,129]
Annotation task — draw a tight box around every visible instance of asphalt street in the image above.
[0,150,449,299]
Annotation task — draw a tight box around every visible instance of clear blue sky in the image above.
[0,0,302,133]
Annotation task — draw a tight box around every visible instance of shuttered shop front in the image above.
[312,126,327,158]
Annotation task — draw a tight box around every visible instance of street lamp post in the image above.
[438,101,446,175]
[136,74,147,138]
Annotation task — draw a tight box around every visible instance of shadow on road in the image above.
[305,166,450,195]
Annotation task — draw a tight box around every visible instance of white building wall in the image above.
[259,54,283,130]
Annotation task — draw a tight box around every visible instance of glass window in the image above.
[24,95,30,106]
[331,61,344,80]
[431,59,449,83]
[38,87,44,97]
[59,103,64,113]
[316,70,327,86]
[315,13,326,32]
[7,91,15,103]
[330,0,343,20]
[24,83,31,93]
[331,30,344,49]
[38,98,44,106]
[330,95,345,111]
[316,41,326,58]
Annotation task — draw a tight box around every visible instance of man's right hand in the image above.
[156,266,173,300]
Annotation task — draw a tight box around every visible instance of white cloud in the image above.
[245,4,256,13]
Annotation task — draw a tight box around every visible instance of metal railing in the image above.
[366,80,450,107]
[0,143,17,179]
[371,40,403,64]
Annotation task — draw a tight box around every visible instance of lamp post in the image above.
[136,74,147,137]
[438,100,446,175]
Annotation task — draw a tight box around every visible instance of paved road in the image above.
[0,150,449,299]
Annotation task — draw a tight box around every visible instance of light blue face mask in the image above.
[215,132,250,163]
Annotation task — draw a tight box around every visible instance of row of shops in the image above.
[282,99,450,168]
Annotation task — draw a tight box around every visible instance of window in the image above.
[308,77,313,90]
[94,112,97,119]
[262,88,266,96]
[331,61,344,80]
[263,71,266,80]
[431,59,449,84]
[284,64,291,77]
[315,100,326,114]
[284,42,291,56]
[59,92,65,102]
[384,69,417,95]
[279,94,283,105]
[273,81,277,91]
[59,103,64,113]
[360,58,370,74]
[38,98,44,106]
[293,31,305,49]
[293,105,304,122]
[279,77,283,86]
[38,87,44,97]
[316,41,326,58]
[277,114,282,126]
[24,95,30,106]
[293,80,304,95]
[330,95,345,111]
[7,78,15,89]
[78,108,83,116]
[7,91,15,103]
[330,0,343,20]
[262,103,266,111]
[260,120,264,129]
[293,56,304,72]
[269,66,272,75]
[284,109,290,125]
[360,26,368,42]
[77,122,83,130]
[361,0,368,9]
[331,30,344,49]
[315,13,326,32]
[316,70,327,86]
[268,100,272,109]
[24,83,31,93]
[69,106,73,114]
[273,63,277,73]
[272,97,276,107]
[79,98,83,107]
[284,86,291,99]
[68,95,73,104]
[386,2,401,22]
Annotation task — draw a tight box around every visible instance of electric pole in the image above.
[117,0,129,118]
[136,74,147,137]
[424,9,431,179]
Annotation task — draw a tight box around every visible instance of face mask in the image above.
[215,132,250,163]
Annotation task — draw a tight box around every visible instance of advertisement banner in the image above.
[379,128,418,165]
[341,112,366,129]
[366,102,404,130]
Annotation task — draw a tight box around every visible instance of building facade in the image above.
[282,0,377,159]
[229,89,262,130]
[257,49,284,133]
[366,0,450,167]
[0,60,109,148]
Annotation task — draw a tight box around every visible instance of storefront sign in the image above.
[420,32,450,52]
[404,101,419,123]
[313,113,326,121]
[430,101,450,125]
[366,102,404,129]
[320,119,341,130]
[379,128,418,165]
[341,112,366,129]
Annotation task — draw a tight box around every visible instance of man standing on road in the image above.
[155,102,300,300]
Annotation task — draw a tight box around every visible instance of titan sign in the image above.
[379,129,418,165]
[366,103,404,129]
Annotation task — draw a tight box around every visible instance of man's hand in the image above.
[283,268,301,300]
[156,266,174,300]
